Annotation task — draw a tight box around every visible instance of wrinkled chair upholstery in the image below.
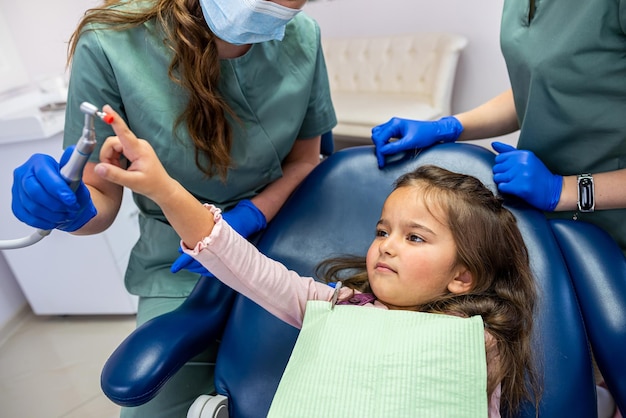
[101,143,625,418]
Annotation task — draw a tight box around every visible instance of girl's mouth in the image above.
[375,262,396,273]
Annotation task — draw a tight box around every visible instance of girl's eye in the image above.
[408,234,424,243]
[375,229,388,238]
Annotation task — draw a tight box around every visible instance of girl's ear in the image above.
[447,268,473,294]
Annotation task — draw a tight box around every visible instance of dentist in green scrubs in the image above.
[10,0,336,416]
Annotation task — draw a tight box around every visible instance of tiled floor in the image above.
[0,310,136,418]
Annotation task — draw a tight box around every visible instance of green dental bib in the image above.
[268,301,488,417]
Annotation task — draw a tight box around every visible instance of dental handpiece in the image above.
[59,102,113,190]
[0,102,113,250]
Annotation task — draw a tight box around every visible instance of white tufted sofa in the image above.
[322,32,468,142]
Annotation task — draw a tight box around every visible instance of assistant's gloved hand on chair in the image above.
[492,141,563,212]
[371,116,463,168]
[11,146,97,232]
[171,199,267,275]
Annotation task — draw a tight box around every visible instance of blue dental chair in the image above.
[101,143,626,417]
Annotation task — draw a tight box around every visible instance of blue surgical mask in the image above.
[200,0,301,45]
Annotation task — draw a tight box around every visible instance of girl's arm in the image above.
[94,105,335,327]
[188,205,335,328]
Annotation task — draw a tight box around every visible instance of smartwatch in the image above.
[577,173,594,213]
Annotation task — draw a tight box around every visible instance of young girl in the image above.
[95,106,539,417]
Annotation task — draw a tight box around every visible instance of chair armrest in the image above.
[101,277,236,407]
[550,219,626,414]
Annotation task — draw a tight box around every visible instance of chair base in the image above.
[187,394,229,418]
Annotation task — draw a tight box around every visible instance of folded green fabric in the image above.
[268,300,488,418]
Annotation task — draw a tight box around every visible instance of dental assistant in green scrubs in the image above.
[371,0,626,257]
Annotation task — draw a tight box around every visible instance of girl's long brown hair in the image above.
[68,0,235,179]
[317,165,540,415]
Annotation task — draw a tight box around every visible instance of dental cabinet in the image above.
[0,92,139,315]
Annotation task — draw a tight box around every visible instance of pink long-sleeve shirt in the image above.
[183,205,501,417]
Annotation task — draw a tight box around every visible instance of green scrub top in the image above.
[63,12,337,297]
[501,0,626,254]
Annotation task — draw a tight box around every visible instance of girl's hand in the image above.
[95,105,178,203]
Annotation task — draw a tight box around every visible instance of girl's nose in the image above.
[378,236,396,256]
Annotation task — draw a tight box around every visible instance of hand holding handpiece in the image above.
[1,103,112,250]
[11,146,97,232]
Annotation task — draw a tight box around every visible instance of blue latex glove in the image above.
[492,141,563,212]
[371,116,463,168]
[11,146,97,232]
[170,199,267,274]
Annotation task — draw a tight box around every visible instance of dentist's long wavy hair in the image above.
[317,165,540,416]
[68,0,235,179]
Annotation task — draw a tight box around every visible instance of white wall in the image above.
[304,0,510,115]
[0,0,514,327]
[0,0,100,85]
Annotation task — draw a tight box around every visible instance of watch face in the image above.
[578,175,594,212]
